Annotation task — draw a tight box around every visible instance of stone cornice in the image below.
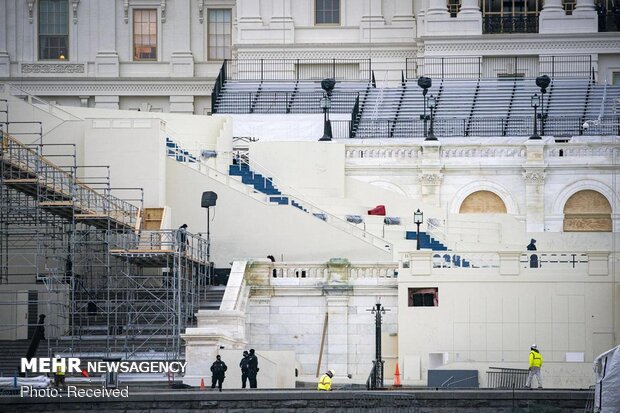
[420,34,620,54]
[5,80,213,96]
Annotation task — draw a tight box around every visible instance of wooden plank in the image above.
[40,201,73,207]
[4,179,38,184]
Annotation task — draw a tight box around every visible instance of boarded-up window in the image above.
[459,190,507,214]
[408,288,439,307]
[563,190,611,232]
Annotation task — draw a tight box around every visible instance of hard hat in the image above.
[328,369,335,376]
[531,344,537,349]
[55,354,61,359]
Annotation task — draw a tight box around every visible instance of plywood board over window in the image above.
[563,190,612,232]
[459,191,507,214]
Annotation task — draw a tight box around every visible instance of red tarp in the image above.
[368,205,386,216]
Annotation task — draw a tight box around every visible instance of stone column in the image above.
[418,141,443,207]
[393,0,415,22]
[170,0,194,77]
[459,0,481,14]
[427,0,449,16]
[540,0,597,33]
[0,0,9,77]
[523,169,546,232]
[574,0,596,12]
[542,0,564,12]
[324,289,351,377]
[269,0,294,43]
[95,0,119,77]
[238,0,263,23]
[170,95,194,114]
[94,95,119,110]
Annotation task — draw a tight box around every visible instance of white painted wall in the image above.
[249,141,346,199]
[164,158,392,266]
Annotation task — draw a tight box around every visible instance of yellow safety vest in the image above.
[56,365,65,376]
[529,350,543,368]
[317,374,332,391]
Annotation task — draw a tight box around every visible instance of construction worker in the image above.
[317,369,335,391]
[54,354,66,389]
[525,344,544,389]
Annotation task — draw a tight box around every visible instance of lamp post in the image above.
[201,191,218,288]
[535,75,550,134]
[417,76,432,138]
[367,298,389,390]
[414,209,423,250]
[530,93,541,140]
[319,78,336,141]
[427,94,437,141]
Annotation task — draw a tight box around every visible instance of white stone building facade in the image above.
[1,0,618,116]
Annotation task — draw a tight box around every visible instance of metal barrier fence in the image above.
[487,367,529,389]
[406,55,593,79]
[350,116,619,138]
[224,59,372,81]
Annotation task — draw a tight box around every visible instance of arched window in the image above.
[459,190,507,213]
[38,0,69,60]
[563,190,612,232]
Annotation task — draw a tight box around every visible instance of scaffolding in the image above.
[1,104,209,361]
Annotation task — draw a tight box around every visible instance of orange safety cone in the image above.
[393,364,402,387]
[200,378,206,390]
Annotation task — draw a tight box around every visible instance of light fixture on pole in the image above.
[427,94,437,141]
[535,75,550,134]
[530,93,541,140]
[319,78,336,141]
[201,191,218,286]
[414,209,423,250]
[417,76,432,138]
[366,297,389,390]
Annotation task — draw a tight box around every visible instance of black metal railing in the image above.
[351,115,619,138]
[223,59,372,82]
[483,15,539,34]
[350,94,361,138]
[211,60,227,114]
[405,55,593,79]
[486,367,529,389]
[217,91,360,114]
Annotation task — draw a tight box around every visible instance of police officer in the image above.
[210,355,227,392]
[247,349,259,388]
[239,350,250,388]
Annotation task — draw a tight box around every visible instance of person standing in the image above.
[525,344,544,389]
[177,224,189,253]
[527,238,538,268]
[239,351,250,388]
[317,369,335,391]
[247,348,259,388]
[210,355,227,392]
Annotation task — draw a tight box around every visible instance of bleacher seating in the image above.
[405,231,448,251]
[214,76,620,138]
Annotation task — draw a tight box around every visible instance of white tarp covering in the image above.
[218,114,351,141]
[0,375,50,388]
[594,345,620,412]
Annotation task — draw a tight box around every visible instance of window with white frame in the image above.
[133,9,157,61]
[315,0,340,25]
[38,0,69,60]
[208,9,232,60]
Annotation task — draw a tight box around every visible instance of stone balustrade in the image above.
[400,250,609,276]
[247,259,399,285]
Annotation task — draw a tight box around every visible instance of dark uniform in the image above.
[210,355,227,391]
[247,349,259,388]
[239,351,250,388]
